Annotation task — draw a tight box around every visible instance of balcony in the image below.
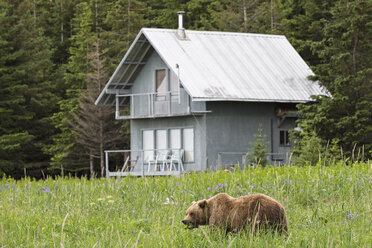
[115,88,208,120]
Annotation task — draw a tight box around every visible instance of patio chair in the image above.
[169,149,184,172]
[157,150,170,171]
[147,154,158,172]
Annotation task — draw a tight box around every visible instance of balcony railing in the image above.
[115,88,207,119]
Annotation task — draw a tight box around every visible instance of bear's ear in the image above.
[192,201,196,205]
[198,200,207,208]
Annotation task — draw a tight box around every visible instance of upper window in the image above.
[156,69,167,101]
[280,130,290,146]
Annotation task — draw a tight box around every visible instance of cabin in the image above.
[95,12,325,177]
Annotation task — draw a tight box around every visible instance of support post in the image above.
[176,64,181,105]
[115,95,119,119]
[148,94,151,117]
[141,150,144,177]
[131,95,134,118]
[105,151,109,179]
[168,91,171,115]
[218,153,221,168]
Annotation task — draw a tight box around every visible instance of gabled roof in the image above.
[96,28,327,106]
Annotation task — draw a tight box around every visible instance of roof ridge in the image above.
[141,28,285,39]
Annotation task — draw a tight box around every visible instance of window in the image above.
[280,130,290,146]
[170,129,181,152]
[143,130,154,162]
[142,128,194,163]
[156,69,167,101]
[183,128,194,162]
[156,130,167,152]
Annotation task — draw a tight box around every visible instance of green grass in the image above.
[0,162,371,247]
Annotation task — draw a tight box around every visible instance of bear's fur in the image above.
[182,193,288,233]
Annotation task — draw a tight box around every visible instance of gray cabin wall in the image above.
[129,49,205,118]
[130,115,207,172]
[205,102,296,169]
[131,50,163,95]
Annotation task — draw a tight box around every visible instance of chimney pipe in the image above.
[178,11,185,29]
[176,11,187,40]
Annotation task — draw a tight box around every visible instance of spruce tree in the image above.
[45,1,96,175]
[70,41,128,177]
[296,0,372,160]
[0,0,56,178]
[247,125,269,167]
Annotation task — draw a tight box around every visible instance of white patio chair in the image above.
[169,149,184,172]
[147,154,158,172]
[157,150,170,172]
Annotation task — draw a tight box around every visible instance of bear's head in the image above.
[182,199,208,229]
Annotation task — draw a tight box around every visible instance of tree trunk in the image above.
[270,0,274,32]
[127,0,131,49]
[90,149,95,178]
[60,0,64,42]
[100,142,105,177]
[100,109,105,177]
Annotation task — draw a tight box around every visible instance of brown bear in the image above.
[182,193,288,233]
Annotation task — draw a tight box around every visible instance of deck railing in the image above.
[217,151,292,168]
[115,89,196,119]
[104,149,185,178]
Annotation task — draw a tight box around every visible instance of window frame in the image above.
[154,68,180,102]
[154,68,167,101]
[279,130,291,147]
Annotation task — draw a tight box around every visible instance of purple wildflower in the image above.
[5,184,9,189]
[224,184,228,188]
[12,183,15,189]
[132,210,136,214]
[42,187,51,193]
[207,187,210,191]
[55,185,58,190]
[131,230,134,234]
[25,184,28,190]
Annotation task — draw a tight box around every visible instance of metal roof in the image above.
[96,28,327,106]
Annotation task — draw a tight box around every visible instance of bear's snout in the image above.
[182,219,197,229]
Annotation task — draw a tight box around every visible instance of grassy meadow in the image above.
[0,162,371,247]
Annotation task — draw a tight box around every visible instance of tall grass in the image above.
[0,162,371,247]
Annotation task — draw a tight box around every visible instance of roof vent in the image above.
[176,11,187,40]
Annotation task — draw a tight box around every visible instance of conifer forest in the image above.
[0,0,371,178]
